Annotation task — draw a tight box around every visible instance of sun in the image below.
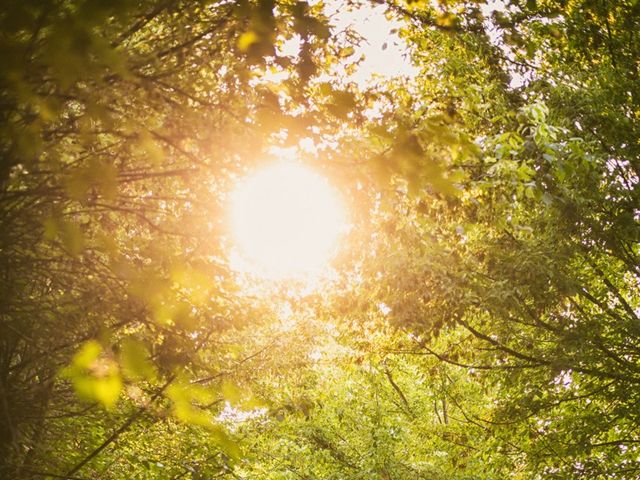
[229,162,346,279]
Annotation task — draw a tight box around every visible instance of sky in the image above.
[328,0,526,89]
[327,1,419,85]
[276,1,419,86]
[324,1,525,88]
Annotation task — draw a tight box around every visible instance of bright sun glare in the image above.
[230,162,345,280]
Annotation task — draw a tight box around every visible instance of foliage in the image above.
[1,0,638,479]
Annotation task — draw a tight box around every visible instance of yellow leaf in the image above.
[209,425,241,460]
[238,31,259,52]
[73,340,102,369]
[92,374,123,410]
[167,381,215,426]
[338,46,355,58]
[436,12,458,29]
[221,380,243,405]
[62,340,122,410]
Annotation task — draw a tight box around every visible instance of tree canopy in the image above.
[1,0,639,479]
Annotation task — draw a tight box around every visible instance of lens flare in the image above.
[230,162,345,279]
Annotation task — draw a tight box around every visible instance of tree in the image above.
[330,1,640,477]
[1,0,639,479]
[0,0,342,477]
